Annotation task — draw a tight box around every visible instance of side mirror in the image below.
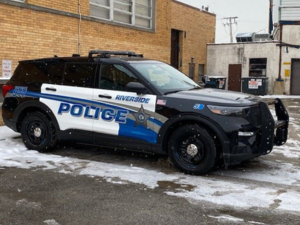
[125,82,149,95]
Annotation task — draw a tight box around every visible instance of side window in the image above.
[99,64,139,91]
[11,61,65,88]
[63,63,96,87]
[45,61,65,84]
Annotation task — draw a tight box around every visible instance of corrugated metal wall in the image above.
[280,0,300,21]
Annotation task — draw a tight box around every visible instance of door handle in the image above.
[98,94,112,99]
[45,87,57,92]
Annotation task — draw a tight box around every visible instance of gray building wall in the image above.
[207,42,279,94]
[207,25,300,95]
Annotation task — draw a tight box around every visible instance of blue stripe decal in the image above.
[119,119,157,144]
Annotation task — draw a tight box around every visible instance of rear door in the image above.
[92,63,158,144]
[41,62,96,135]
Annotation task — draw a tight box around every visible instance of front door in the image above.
[228,64,242,92]
[291,59,300,95]
[93,63,158,144]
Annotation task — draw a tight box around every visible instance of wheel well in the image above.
[16,107,52,132]
[162,120,223,160]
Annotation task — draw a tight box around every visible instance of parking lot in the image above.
[0,97,300,225]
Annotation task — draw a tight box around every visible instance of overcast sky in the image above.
[177,0,280,43]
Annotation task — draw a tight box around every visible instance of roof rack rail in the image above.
[72,54,80,57]
[88,50,143,58]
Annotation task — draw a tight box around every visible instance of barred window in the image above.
[90,0,153,29]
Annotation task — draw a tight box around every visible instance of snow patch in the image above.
[44,219,60,225]
[16,199,41,209]
[248,221,265,225]
[208,214,244,222]
[260,95,300,99]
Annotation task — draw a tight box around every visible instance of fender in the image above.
[156,113,230,161]
[13,100,61,133]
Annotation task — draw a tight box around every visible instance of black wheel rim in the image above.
[176,136,206,167]
[26,119,47,146]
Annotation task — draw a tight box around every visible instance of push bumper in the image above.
[227,98,289,166]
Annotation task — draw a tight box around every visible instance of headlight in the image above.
[207,105,248,117]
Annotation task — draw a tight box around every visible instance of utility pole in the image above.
[222,17,238,43]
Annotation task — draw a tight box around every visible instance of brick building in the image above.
[0,0,215,82]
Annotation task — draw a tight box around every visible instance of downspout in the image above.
[277,0,283,80]
[269,0,273,35]
[278,24,283,80]
[78,0,82,54]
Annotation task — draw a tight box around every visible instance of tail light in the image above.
[2,85,15,98]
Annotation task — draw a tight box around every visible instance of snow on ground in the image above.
[207,215,245,223]
[260,95,300,99]
[274,139,300,158]
[0,126,20,140]
[1,126,300,213]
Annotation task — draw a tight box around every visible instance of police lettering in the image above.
[115,95,150,104]
[58,103,128,123]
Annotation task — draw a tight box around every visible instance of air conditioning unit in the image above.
[253,33,271,42]
[236,33,255,42]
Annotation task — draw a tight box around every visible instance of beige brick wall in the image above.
[171,1,216,81]
[0,0,215,80]
[27,0,90,15]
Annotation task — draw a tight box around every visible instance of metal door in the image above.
[228,64,242,92]
[291,59,300,95]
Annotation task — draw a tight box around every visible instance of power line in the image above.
[222,17,238,43]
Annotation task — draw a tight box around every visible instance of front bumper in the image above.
[227,98,289,165]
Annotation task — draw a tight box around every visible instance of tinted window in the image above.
[10,61,64,89]
[45,61,65,84]
[99,64,139,91]
[63,63,96,88]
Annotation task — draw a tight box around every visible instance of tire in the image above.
[21,112,57,152]
[168,125,216,175]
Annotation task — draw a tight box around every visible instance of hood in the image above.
[165,88,262,106]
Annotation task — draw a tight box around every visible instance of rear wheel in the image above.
[21,112,57,152]
[168,125,216,175]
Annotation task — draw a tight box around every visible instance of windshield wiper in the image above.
[164,90,182,95]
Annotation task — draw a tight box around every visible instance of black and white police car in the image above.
[1,50,289,175]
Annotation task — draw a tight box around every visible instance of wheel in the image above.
[21,112,57,152]
[168,125,216,175]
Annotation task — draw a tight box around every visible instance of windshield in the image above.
[131,63,200,94]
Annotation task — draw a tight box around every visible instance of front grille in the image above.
[246,106,262,127]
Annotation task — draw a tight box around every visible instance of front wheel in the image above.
[21,112,57,152]
[168,125,216,175]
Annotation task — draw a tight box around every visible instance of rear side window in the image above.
[63,63,96,88]
[45,61,65,84]
[10,61,65,87]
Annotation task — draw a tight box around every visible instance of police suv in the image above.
[1,50,289,175]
